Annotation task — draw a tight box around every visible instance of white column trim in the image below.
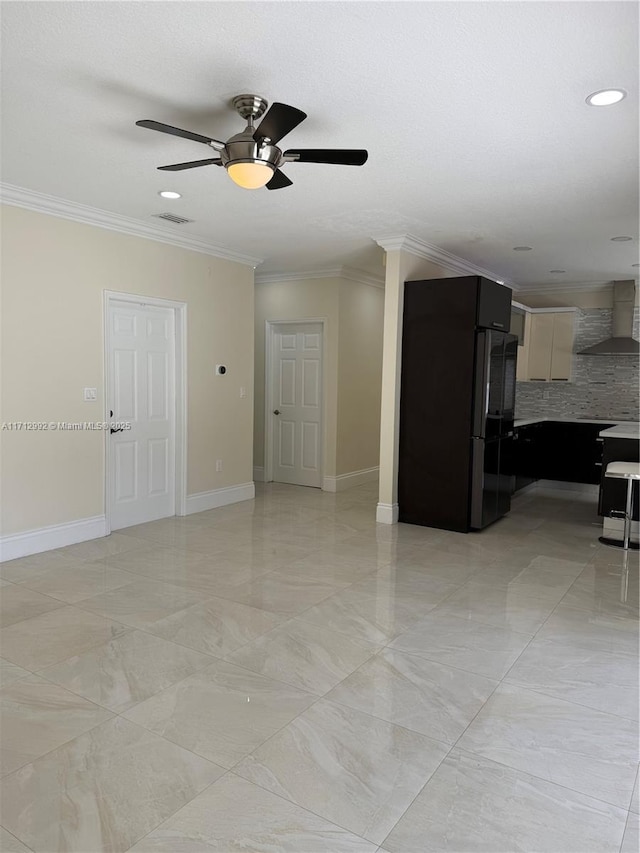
[376,502,399,524]
[376,250,405,525]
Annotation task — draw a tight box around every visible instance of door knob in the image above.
[109,409,124,434]
[273,410,281,415]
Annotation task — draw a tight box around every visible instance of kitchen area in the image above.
[398,276,639,547]
[512,279,639,548]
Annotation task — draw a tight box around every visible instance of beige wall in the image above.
[336,278,384,474]
[253,276,384,479]
[0,204,254,536]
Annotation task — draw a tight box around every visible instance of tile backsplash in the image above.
[515,308,639,421]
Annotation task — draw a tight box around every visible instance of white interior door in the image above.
[270,323,323,487]
[108,300,176,529]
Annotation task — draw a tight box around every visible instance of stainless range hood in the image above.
[578,281,639,355]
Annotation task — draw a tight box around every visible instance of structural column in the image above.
[376,248,405,523]
[374,236,454,524]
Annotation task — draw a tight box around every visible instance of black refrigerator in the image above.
[398,276,517,533]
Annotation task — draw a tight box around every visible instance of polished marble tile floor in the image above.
[0,483,638,852]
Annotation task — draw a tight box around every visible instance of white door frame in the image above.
[103,291,187,534]
[264,318,326,486]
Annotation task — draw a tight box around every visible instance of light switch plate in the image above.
[83,388,97,401]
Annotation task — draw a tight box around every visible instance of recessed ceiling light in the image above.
[513,246,532,251]
[496,280,505,285]
[610,236,632,242]
[159,190,181,200]
[586,89,626,107]
[549,270,566,274]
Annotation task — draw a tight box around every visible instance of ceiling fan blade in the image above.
[266,169,293,190]
[157,158,222,171]
[136,120,224,149]
[254,103,307,144]
[284,149,368,166]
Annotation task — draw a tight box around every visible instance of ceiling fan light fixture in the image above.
[137,95,368,192]
[226,161,274,189]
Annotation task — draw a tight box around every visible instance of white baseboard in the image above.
[0,515,108,563]
[253,467,266,483]
[186,482,255,515]
[323,466,379,493]
[376,502,399,524]
[0,482,256,562]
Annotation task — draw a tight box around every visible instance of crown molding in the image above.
[255,265,384,289]
[341,266,385,289]
[255,267,342,284]
[516,280,615,295]
[0,183,263,268]
[373,232,518,290]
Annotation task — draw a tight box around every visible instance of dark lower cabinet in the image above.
[512,421,615,492]
[512,422,543,491]
[538,422,614,485]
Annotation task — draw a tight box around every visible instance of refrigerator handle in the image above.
[473,331,490,438]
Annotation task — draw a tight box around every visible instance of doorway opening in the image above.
[104,291,186,531]
[265,320,325,487]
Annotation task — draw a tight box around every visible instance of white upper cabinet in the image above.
[526,313,555,381]
[516,309,576,382]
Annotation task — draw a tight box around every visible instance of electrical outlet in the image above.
[215,459,223,472]
[240,387,246,398]
[83,388,97,402]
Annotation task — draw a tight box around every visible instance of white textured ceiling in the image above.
[1,1,638,285]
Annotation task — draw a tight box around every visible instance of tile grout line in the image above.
[0,824,36,853]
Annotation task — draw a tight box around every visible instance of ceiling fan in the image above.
[136,94,368,190]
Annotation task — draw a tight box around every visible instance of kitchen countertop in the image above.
[514,416,627,428]
[598,423,640,440]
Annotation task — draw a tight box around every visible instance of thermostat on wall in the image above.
[215,365,227,375]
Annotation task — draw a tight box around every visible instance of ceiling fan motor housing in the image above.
[220,131,282,172]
